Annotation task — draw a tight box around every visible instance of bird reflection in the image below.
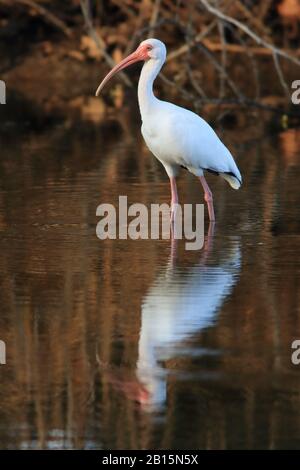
[98,225,241,410]
[136,224,241,410]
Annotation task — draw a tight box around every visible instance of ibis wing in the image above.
[166,104,241,181]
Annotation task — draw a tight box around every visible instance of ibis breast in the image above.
[141,101,239,178]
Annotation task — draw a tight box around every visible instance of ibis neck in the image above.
[138,58,164,117]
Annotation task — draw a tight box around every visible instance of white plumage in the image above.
[141,99,242,187]
[96,38,242,220]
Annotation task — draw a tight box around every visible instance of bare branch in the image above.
[196,42,245,102]
[80,0,132,88]
[272,52,290,98]
[148,0,161,39]
[166,20,217,62]
[199,0,300,66]
[2,0,72,37]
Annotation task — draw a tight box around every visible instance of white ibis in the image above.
[96,39,242,221]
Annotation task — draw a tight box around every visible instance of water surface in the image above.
[0,103,300,449]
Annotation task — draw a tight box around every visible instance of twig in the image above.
[198,0,300,66]
[2,0,72,37]
[217,18,226,99]
[159,72,196,102]
[226,22,261,101]
[80,0,132,88]
[148,0,161,39]
[124,0,148,56]
[235,0,271,39]
[194,97,300,118]
[110,0,136,18]
[200,40,297,56]
[196,41,245,101]
[166,20,217,62]
[183,3,208,101]
[272,52,290,98]
[125,18,178,54]
[257,0,274,23]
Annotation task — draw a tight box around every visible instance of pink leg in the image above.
[169,176,178,224]
[199,176,215,222]
[170,177,178,206]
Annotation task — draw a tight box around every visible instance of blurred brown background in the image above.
[1,0,300,118]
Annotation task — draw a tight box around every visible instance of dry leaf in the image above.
[68,50,85,62]
[80,35,102,61]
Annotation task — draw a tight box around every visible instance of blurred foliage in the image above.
[0,0,300,109]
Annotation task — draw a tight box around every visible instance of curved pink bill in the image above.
[95,46,148,96]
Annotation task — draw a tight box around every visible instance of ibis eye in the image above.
[147,46,152,51]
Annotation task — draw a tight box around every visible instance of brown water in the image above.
[0,102,300,449]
